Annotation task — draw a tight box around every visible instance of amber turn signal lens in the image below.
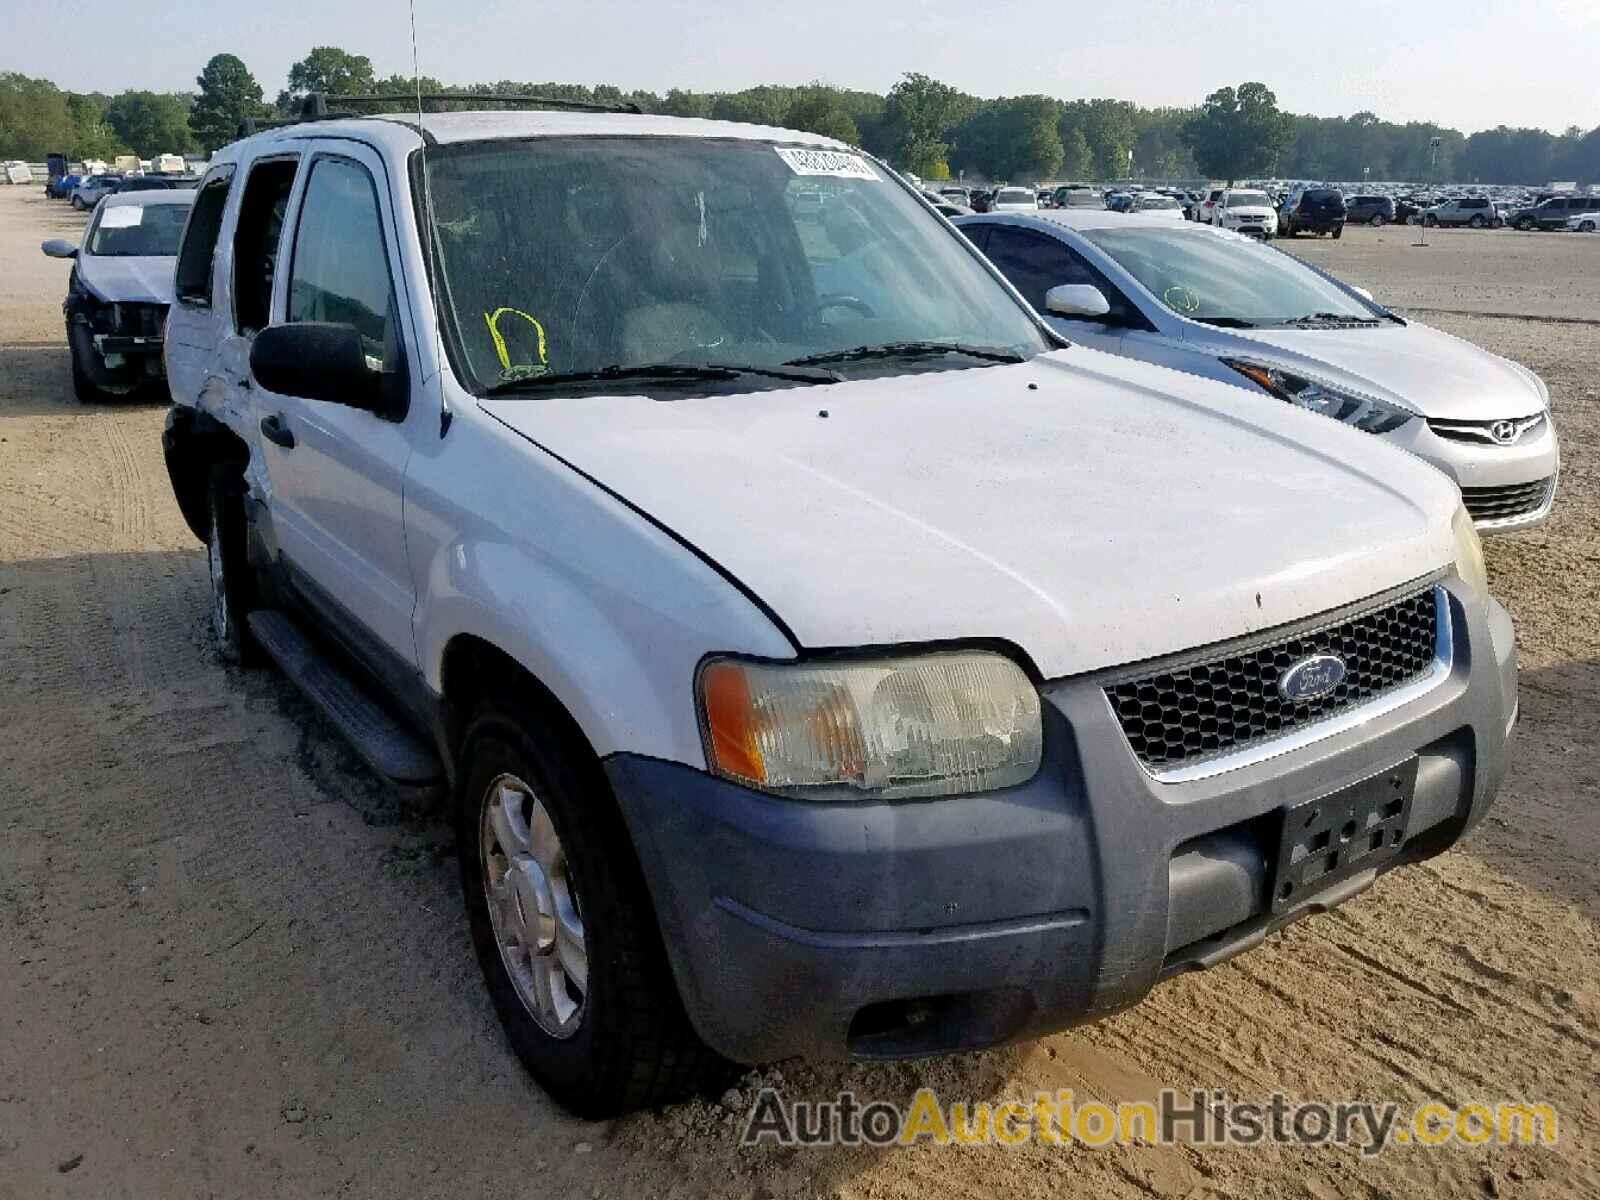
[699,660,766,785]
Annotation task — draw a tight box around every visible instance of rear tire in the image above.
[1371,214,1387,227]
[1469,215,1485,229]
[1516,218,1534,231]
[1332,225,1343,239]
[1579,220,1596,233]
[1424,214,1438,228]
[456,701,735,1118]
[206,466,262,665]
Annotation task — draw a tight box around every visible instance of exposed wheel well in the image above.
[438,635,602,776]
[163,407,251,543]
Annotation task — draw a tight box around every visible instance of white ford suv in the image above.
[161,100,1519,1118]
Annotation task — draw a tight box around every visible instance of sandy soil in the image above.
[1,192,1596,1200]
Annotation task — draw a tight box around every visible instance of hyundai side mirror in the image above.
[1045,284,1111,318]
[41,239,78,259]
[250,322,396,413]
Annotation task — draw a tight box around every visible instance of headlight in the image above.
[697,651,1043,800]
[1452,502,1489,600]
[1222,361,1417,433]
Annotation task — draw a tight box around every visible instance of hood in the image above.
[481,350,1458,679]
[1217,320,1546,421]
[75,254,176,305]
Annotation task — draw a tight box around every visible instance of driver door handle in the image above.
[260,413,295,450]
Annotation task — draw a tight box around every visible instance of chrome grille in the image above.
[1461,478,1552,522]
[1429,414,1545,445]
[1105,588,1441,771]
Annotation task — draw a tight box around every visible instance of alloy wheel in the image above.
[480,772,588,1038]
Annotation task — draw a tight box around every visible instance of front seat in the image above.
[618,221,730,363]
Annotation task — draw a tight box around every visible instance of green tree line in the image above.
[3,54,1597,187]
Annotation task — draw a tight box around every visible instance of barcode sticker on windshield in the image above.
[774,147,880,181]
[99,206,144,228]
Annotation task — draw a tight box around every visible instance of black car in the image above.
[1345,195,1396,226]
[1392,196,1425,225]
[1280,186,1347,237]
[116,175,201,192]
[1506,195,1600,231]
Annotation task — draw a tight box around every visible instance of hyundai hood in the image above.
[482,350,1460,679]
[1223,320,1546,421]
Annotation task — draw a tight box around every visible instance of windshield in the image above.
[1225,192,1271,208]
[87,203,191,257]
[1080,227,1377,325]
[423,137,1050,391]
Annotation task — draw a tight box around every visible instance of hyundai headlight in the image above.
[1223,361,1417,434]
[697,651,1043,800]
[1452,502,1489,600]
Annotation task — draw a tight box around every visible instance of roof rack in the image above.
[236,90,642,138]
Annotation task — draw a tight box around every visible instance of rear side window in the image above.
[232,157,301,334]
[174,166,234,306]
[287,156,400,370]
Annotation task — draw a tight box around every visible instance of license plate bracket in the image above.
[1272,759,1418,911]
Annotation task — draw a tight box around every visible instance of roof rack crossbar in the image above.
[312,91,643,115]
[235,90,643,141]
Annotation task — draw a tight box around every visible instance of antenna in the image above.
[408,0,452,437]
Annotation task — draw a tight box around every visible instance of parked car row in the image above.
[43,162,201,209]
[46,104,1534,1121]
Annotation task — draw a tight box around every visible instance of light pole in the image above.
[1416,136,1441,248]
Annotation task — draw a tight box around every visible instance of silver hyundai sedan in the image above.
[956,210,1560,531]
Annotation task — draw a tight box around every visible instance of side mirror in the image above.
[1349,285,1375,302]
[250,322,391,412]
[41,239,78,259]
[1045,284,1112,318]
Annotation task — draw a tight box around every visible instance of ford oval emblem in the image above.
[1278,654,1347,702]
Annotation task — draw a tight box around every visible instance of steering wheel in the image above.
[813,294,876,321]
[1163,284,1201,315]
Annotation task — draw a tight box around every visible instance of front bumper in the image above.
[1385,418,1560,532]
[609,581,1517,1064]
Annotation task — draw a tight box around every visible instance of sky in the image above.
[7,0,1598,135]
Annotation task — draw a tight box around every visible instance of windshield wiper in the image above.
[484,361,839,395]
[1278,312,1383,327]
[1191,316,1261,328]
[784,341,1025,368]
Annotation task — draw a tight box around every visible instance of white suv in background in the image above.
[161,100,1517,1120]
[1214,189,1279,237]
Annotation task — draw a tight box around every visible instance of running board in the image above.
[247,609,444,788]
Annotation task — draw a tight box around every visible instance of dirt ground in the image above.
[1,188,1596,1200]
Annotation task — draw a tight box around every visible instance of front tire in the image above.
[1424,214,1438,228]
[1469,215,1485,229]
[68,333,130,404]
[71,195,86,211]
[1371,214,1387,227]
[456,702,733,1118]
